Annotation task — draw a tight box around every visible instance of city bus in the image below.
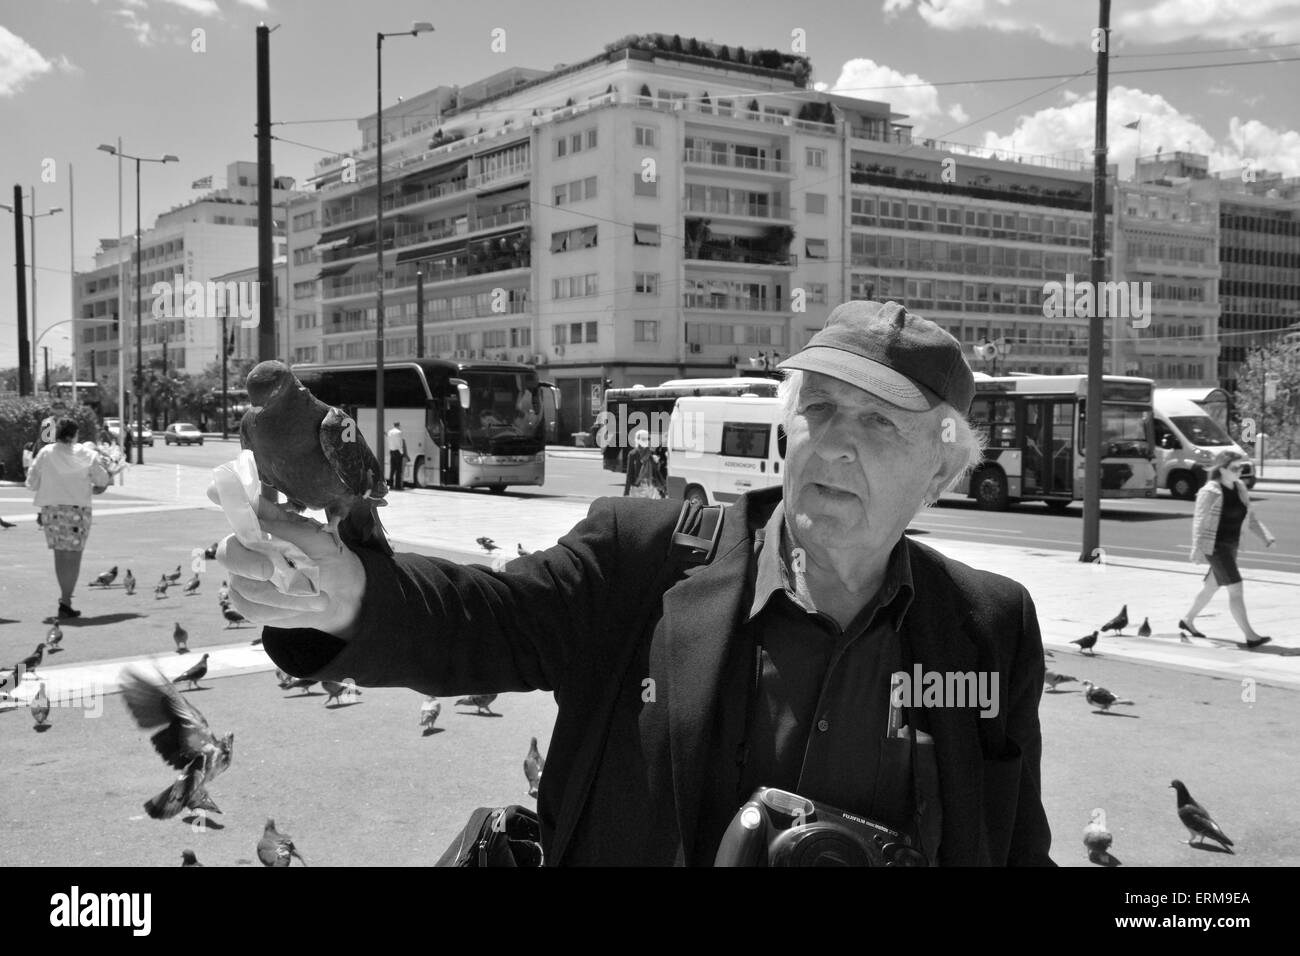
[50,381,103,413]
[292,359,559,492]
[600,377,780,472]
[966,373,1157,510]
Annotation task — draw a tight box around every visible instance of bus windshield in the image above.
[1170,415,1232,447]
[462,371,546,452]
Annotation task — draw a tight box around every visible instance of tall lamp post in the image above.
[97,144,178,464]
[375,21,434,454]
[0,197,63,390]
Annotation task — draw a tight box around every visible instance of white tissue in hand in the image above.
[212,450,320,596]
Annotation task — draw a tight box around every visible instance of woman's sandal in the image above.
[1178,619,1206,638]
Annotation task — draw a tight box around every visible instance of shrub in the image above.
[0,398,101,480]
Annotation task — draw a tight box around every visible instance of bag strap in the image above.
[669,501,725,569]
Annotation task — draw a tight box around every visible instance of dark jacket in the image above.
[623,446,665,496]
[264,486,1053,866]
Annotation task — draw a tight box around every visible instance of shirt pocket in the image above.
[873,736,943,866]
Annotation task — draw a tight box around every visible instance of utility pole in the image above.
[12,186,31,396]
[221,311,229,441]
[256,23,275,360]
[416,270,425,357]
[1081,0,1111,564]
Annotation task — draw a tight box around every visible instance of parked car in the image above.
[163,422,204,446]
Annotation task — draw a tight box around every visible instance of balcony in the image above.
[683,148,791,175]
[682,294,781,312]
[686,243,796,267]
[684,197,788,220]
[321,177,471,231]
[467,159,531,190]
[322,252,530,301]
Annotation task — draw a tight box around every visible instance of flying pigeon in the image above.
[1044,671,1076,692]
[0,517,15,529]
[455,693,498,715]
[119,664,234,820]
[183,575,201,595]
[1170,779,1233,851]
[123,569,136,595]
[1071,631,1098,656]
[31,682,50,728]
[257,818,306,867]
[1083,808,1116,865]
[476,537,499,553]
[239,360,391,556]
[1100,604,1128,635]
[420,696,441,732]
[173,623,189,654]
[1082,680,1134,713]
[46,623,63,650]
[524,737,544,798]
[90,566,118,587]
[202,542,218,561]
[173,653,210,691]
[164,566,183,584]
[223,605,246,628]
[181,850,203,867]
[321,679,359,705]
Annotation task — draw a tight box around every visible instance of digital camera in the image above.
[714,787,927,867]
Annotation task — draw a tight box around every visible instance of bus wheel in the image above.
[488,485,508,495]
[1169,471,1198,500]
[685,485,708,508]
[411,456,426,489]
[1044,499,1071,512]
[973,469,1009,511]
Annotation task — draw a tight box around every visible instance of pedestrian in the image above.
[219,299,1051,866]
[25,417,111,620]
[1179,449,1276,647]
[623,429,665,499]
[386,422,406,491]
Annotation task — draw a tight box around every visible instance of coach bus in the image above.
[600,377,780,472]
[50,381,103,413]
[293,359,559,492]
[966,373,1157,510]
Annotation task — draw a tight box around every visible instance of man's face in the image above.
[784,372,946,558]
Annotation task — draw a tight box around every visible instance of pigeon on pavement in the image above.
[173,653,210,691]
[164,565,183,584]
[1100,604,1128,635]
[19,643,45,675]
[183,575,200,595]
[202,542,218,561]
[1137,617,1152,637]
[240,360,391,555]
[0,517,15,529]
[1071,631,1099,656]
[1083,808,1116,865]
[90,566,118,587]
[1044,671,1076,692]
[420,696,441,732]
[154,577,170,599]
[476,537,499,553]
[524,737,544,798]
[31,682,50,727]
[321,680,359,705]
[181,850,203,867]
[123,569,136,595]
[257,818,306,867]
[119,664,234,820]
[1082,680,1134,713]
[46,623,63,650]
[280,675,317,695]
[223,605,246,628]
[455,693,498,715]
[173,623,189,654]
[217,581,230,604]
[1170,780,1234,851]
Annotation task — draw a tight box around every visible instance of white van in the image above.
[1153,388,1255,498]
[666,396,784,506]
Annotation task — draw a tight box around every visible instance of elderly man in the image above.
[219,300,1053,866]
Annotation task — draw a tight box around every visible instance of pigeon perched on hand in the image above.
[240,360,391,555]
[173,623,189,654]
[1083,808,1116,865]
[31,682,50,728]
[1044,671,1076,692]
[119,664,233,820]
[123,569,136,595]
[173,653,210,691]
[524,737,544,798]
[1137,617,1152,638]
[164,565,183,584]
[321,680,359,705]
[1082,680,1134,713]
[183,575,200,595]
[90,566,118,587]
[1071,631,1099,655]
[476,537,499,553]
[257,818,306,867]
[455,693,498,715]
[46,623,63,650]
[420,696,441,732]
[1100,604,1128,635]
[1170,779,1233,852]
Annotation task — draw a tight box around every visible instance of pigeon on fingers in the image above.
[1170,779,1233,851]
[1100,604,1128,635]
[31,682,50,727]
[455,693,498,715]
[420,696,441,732]
[173,653,210,691]
[183,575,200,595]
[1083,808,1117,865]
[1082,680,1134,713]
[524,737,544,798]
[1137,617,1152,638]
[1071,631,1099,655]
[1044,671,1076,692]
[257,818,306,867]
[90,566,118,588]
[173,623,189,654]
[123,569,136,595]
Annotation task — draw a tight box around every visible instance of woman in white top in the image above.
[25,418,111,619]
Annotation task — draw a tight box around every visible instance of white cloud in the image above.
[882,0,1090,45]
[0,26,56,97]
[112,8,159,46]
[157,0,222,15]
[831,58,969,134]
[978,84,1300,177]
[1118,0,1300,44]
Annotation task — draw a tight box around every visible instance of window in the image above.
[806,283,827,304]
[634,173,658,197]
[635,125,657,148]
[586,320,598,342]
[806,147,826,168]
[550,226,597,253]
[806,193,827,215]
[509,327,531,348]
[483,329,507,349]
[553,324,567,345]
[634,223,661,246]
[635,320,659,342]
[552,273,598,299]
[634,272,659,294]
[553,184,567,206]
[722,421,770,459]
[555,137,567,158]
[805,238,828,259]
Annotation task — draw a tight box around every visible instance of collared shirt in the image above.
[26,442,110,508]
[386,427,404,453]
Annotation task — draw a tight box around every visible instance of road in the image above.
[138,438,1300,576]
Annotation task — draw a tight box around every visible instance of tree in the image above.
[717,44,730,62]
[639,82,652,98]
[687,37,701,56]
[735,46,747,64]
[671,34,683,52]
[1234,340,1300,458]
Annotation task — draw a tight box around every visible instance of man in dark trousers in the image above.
[385,422,406,491]
[217,300,1053,866]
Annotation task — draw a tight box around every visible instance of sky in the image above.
[2,0,1299,370]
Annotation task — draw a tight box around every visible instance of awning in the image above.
[315,237,351,251]
[318,263,356,280]
[634,226,660,245]
[396,246,440,264]
[316,225,356,245]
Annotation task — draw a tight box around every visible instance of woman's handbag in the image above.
[435,805,543,867]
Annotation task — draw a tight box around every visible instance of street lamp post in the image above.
[0,197,63,391]
[98,144,178,464]
[375,21,434,456]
